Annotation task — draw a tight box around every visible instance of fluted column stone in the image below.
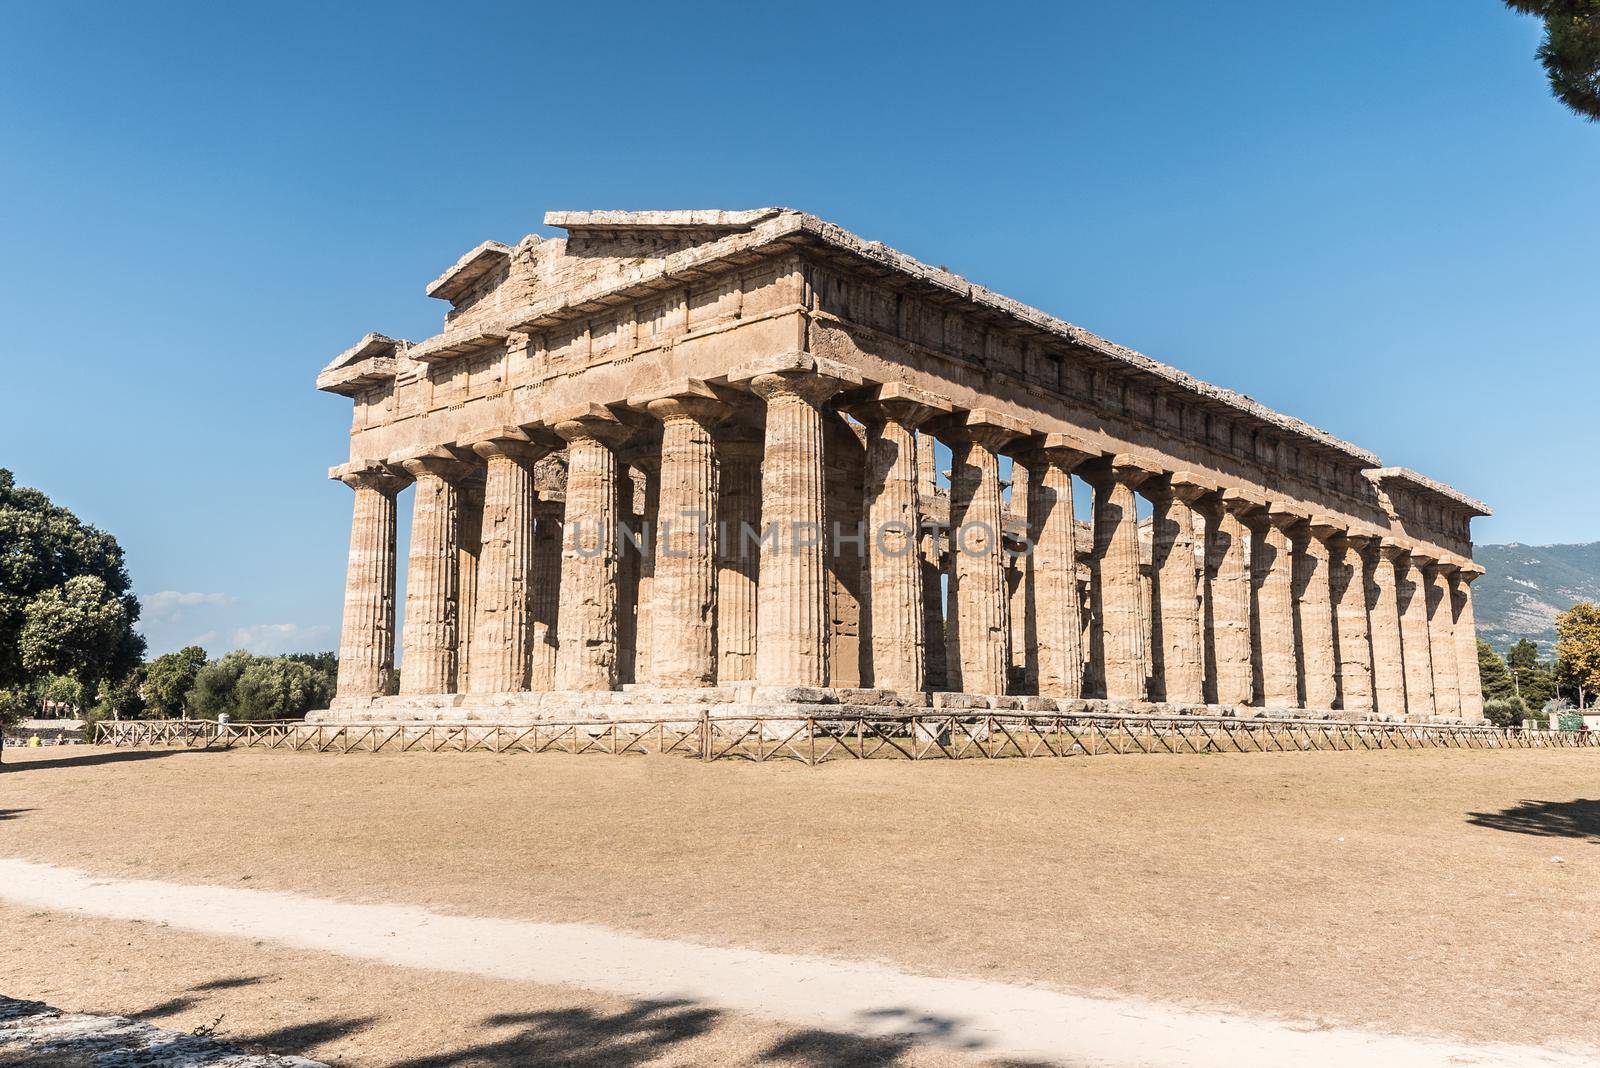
[1369,540,1409,718]
[855,384,951,693]
[941,410,1026,695]
[334,464,407,699]
[1087,457,1151,702]
[1397,549,1437,720]
[1026,436,1095,699]
[715,427,762,683]
[553,406,635,691]
[1297,519,1339,709]
[642,387,728,687]
[1148,474,1207,705]
[736,357,861,687]
[398,452,469,695]
[1452,564,1486,722]
[1251,505,1301,708]
[462,427,554,694]
[528,499,563,690]
[1205,491,1259,706]
[1425,561,1462,718]
[1329,533,1375,716]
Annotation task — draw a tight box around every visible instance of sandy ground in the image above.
[2,745,1598,1064]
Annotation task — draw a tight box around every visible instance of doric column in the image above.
[1396,548,1437,720]
[1251,504,1301,708]
[455,477,484,694]
[552,405,634,691]
[1025,436,1095,699]
[1296,518,1339,709]
[1369,539,1409,718]
[854,384,951,693]
[398,451,469,695]
[640,384,728,687]
[528,499,563,690]
[1329,532,1375,716]
[1452,563,1486,722]
[1147,474,1207,705]
[1425,560,1462,718]
[1085,457,1151,702]
[941,410,1027,695]
[333,464,407,699]
[715,426,762,683]
[735,356,861,687]
[824,415,866,687]
[618,451,659,685]
[462,427,554,694]
[1205,490,1259,706]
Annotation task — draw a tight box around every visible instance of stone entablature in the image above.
[315,208,1491,725]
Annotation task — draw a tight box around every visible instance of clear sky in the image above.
[2,2,1594,658]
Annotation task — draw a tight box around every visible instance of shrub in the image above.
[1483,696,1528,729]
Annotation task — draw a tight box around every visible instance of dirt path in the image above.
[1,857,1590,1068]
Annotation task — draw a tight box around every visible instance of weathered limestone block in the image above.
[1296,518,1339,710]
[463,427,554,694]
[1396,550,1437,720]
[1148,474,1206,704]
[1025,436,1095,699]
[1425,562,1461,717]
[1329,533,1375,715]
[1369,540,1409,718]
[1452,563,1486,722]
[1087,457,1150,702]
[941,409,1026,695]
[334,464,406,699]
[737,356,861,686]
[553,406,634,691]
[1251,505,1300,708]
[715,427,762,682]
[1205,491,1258,706]
[529,500,563,689]
[642,387,728,687]
[398,452,469,695]
[856,384,950,693]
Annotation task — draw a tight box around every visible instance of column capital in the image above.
[460,424,558,465]
[549,403,637,449]
[1262,501,1310,531]
[1018,431,1103,472]
[729,351,863,405]
[1376,536,1409,562]
[930,407,1031,452]
[843,381,954,430]
[1306,514,1344,542]
[627,378,732,426]
[1079,452,1158,489]
[1218,486,1267,517]
[330,462,408,495]
[1456,560,1486,583]
[392,447,472,483]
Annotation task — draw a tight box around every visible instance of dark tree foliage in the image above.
[1478,639,1517,703]
[144,645,208,718]
[1506,1,1600,120]
[189,651,338,721]
[0,468,144,693]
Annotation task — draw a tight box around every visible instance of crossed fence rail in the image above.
[93,715,1600,765]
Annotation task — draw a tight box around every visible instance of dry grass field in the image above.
[2,744,1598,1065]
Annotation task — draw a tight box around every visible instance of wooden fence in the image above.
[93,714,1600,765]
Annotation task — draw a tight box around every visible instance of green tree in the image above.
[1478,639,1517,703]
[1505,2,1600,121]
[1506,638,1557,709]
[189,651,338,722]
[92,666,147,722]
[143,645,208,718]
[0,469,144,695]
[1554,602,1600,707]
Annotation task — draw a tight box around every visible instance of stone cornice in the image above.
[425,240,515,304]
[315,333,407,395]
[1366,467,1491,518]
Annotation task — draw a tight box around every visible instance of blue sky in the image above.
[2,2,1594,658]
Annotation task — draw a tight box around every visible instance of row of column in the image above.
[334,371,1484,720]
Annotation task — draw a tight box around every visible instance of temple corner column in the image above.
[332,462,408,700]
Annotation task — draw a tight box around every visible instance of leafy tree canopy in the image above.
[1554,602,1600,706]
[143,645,208,718]
[0,468,143,692]
[1506,1,1600,120]
[190,651,337,722]
[1478,639,1517,703]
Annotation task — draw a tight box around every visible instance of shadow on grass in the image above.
[0,748,199,772]
[1468,798,1600,842]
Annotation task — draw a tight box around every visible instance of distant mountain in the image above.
[1472,542,1600,653]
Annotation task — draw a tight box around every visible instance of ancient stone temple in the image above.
[311,208,1490,724]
